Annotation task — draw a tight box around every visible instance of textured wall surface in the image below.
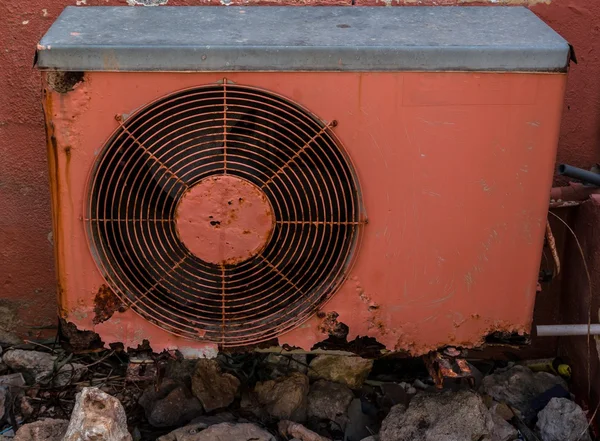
[0,0,598,347]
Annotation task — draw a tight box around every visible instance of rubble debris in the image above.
[160,422,276,441]
[278,420,332,441]
[487,410,518,441]
[157,413,238,440]
[307,380,354,428]
[480,365,567,416]
[63,387,131,441]
[308,356,373,389]
[254,372,309,422]
[125,356,157,383]
[344,398,379,441]
[139,379,203,428]
[379,390,491,441]
[165,358,197,383]
[535,397,591,441]
[378,383,412,409]
[423,349,473,389]
[12,418,69,441]
[264,353,308,378]
[190,359,240,412]
[0,387,7,423]
[3,350,86,387]
[59,320,104,353]
[489,402,514,421]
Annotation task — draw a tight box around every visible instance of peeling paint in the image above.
[93,284,127,325]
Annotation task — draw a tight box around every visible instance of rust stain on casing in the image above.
[93,284,127,325]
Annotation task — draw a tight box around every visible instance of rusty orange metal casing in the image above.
[37,6,569,357]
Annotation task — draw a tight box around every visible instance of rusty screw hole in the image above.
[228,200,232,205]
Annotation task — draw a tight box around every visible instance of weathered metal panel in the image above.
[43,71,566,355]
[36,6,569,72]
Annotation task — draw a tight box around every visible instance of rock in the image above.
[139,379,203,427]
[379,390,491,441]
[159,422,275,441]
[489,402,514,421]
[308,356,373,389]
[535,397,591,441]
[63,387,132,441]
[308,380,354,426]
[487,411,518,441]
[157,413,237,441]
[254,372,309,422]
[344,399,379,441]
[360,437,378,441]
[278,420,332,441]
[3,350,86,387]
[0,386,7,422]
[264,353,308,378]
[480,365,567,415]
[379,383,410,409]
[191,359,240,413]
[13,418,69,441]
[20,395,35,419]
[165,358,197,383]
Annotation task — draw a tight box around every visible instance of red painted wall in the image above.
[0,0,598,345]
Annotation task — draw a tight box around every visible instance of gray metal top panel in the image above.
[36,6,569,72]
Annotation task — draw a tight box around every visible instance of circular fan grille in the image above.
[85,83,364,347]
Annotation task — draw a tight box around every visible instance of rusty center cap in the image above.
[175,175,274,265]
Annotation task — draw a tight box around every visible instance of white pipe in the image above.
[536,324,600,337]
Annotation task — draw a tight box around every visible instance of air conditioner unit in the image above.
[37,6,568,357]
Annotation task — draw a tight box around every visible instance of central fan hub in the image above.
[175,175,274,265]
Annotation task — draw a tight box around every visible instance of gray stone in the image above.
[157,413,237,441]
[480,365,567,415]
[360,437,378,441]
[0,386,7,423]
[487,411,518,441]
[489,402,514,421]
[159,422,275,441]
[3,350,85,387]
[165,358,197,383]
[536,397,591,441]
[308,380,354,426]
[265,353,308,378]
[379,390,491,441]
[13,418,69,441]
[191,359,240,413]
[308,356,373,390]
[254,372,309,422]
[139,379,203,427]
[344,399,379,441]
[63,387,132,441]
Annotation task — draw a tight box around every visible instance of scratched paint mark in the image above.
[464,272,474,292]
[422,190,441,197]
[22,20,29,25]
[42,9,48,17]
[463,225,504,292]
[479,179,492,192]
[527,121,541,127]
[76,0,87,4]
